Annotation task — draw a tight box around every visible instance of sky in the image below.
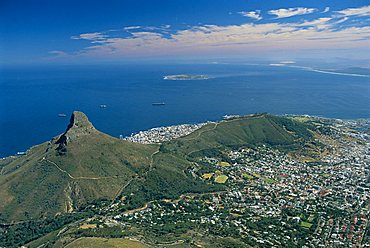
[1,0,370,65]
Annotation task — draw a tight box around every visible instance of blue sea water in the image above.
[1,63,370,157]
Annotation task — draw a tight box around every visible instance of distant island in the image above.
[163,74,210,80]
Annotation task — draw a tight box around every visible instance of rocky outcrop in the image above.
[64,181,86,213]
[56,111,96,155]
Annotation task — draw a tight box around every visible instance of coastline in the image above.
[1,113,370,159]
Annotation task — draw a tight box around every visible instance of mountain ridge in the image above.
[0,111,315,222]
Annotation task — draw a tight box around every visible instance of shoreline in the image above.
[1,113,369,159]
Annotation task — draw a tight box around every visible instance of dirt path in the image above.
[182,122,219,141]
[42,158,127,180]
[110,146,161,204]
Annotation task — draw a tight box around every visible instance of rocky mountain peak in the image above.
[55,111,96,155]
[67,111,95,131]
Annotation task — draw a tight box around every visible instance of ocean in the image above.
[1,63,369,157]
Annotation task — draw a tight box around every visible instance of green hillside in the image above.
[161,114,312,158]
[0,112,314,223]
[0,112,157,221]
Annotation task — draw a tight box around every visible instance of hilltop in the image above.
[161,114,313,157]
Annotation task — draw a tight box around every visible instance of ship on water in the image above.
[152,102,166,106]
[58,113,67,117]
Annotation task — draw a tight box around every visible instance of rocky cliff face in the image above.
[56,111,96,155]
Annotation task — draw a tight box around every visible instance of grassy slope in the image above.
[161,114,311,158]
[123,151,220,208]
[0,126,157,221]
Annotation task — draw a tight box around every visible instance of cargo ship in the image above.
[152,102,166,106]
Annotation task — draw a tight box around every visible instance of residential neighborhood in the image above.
[122,123,207,144]
[91,117,370,247]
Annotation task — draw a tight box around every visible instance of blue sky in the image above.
[1,0,370,65]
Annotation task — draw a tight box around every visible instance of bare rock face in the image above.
[55,111,95,155]
[64,111,95,140]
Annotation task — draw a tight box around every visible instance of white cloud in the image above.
[124,25,171,32]
[322,7,330,13]
[268,7,317,19]
[144,25,172,31]
[123,26,142,30]
[55,6,370,60]
[131,32,164,40]
[335,5,370,17]
[296,17,332,30]
[71,32,107,41]
[239,10,262,20]
[69,22,370,59]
